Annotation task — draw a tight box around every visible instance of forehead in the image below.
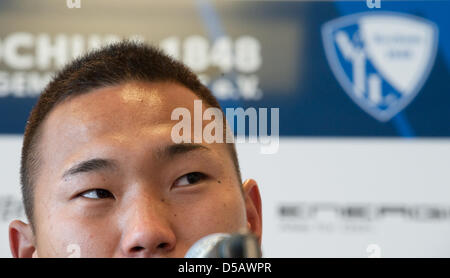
[43,81,203,138]
[46,81,200,136]
[37,82,212,171]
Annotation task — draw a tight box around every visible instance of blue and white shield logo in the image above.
[322,12,439,122]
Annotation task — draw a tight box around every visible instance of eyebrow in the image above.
[61,144,209,179]
[156,143,210,160]
[62,158,117,179]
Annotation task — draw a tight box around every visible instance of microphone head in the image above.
[184,233,230,258]
[184,232,262,258]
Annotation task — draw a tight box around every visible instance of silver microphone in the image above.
[184,232,262,258]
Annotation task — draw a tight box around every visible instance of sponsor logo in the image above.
[279,203,450,222]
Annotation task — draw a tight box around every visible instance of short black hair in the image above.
[21,40,242,230]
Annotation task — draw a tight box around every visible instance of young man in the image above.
[8,41,262,258]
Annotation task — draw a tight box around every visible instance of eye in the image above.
[173,172,208,187]
[79,189,114,200]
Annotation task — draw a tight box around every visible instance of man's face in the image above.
[9,81,262,257]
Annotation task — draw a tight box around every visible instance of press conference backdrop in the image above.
[0,0,449,257]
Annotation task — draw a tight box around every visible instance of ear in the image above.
[9,220,37,258]
[242,179,263,245]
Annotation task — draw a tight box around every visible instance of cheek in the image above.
[35,207,119,257]
[33,178,121,257]
[174,184,247,240]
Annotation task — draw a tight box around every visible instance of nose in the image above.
[119,193,176,257]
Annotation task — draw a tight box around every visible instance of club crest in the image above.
[322,12,438,121]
